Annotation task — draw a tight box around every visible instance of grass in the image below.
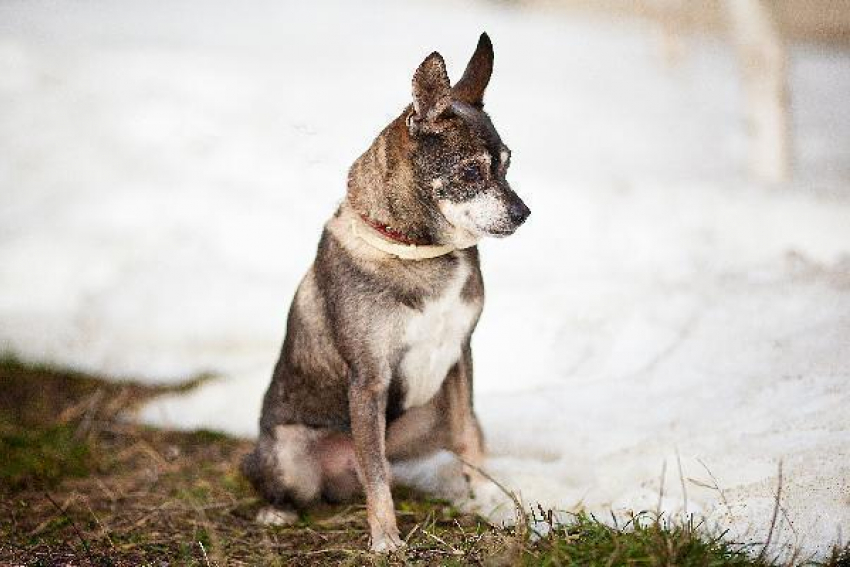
[0,357,847,566]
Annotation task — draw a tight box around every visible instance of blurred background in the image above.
[1,0,848,559]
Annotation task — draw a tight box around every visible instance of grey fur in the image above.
[242,32,529,553]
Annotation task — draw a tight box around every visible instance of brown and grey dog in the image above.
[242,33,530,553]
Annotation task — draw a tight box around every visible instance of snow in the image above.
[1,0,849,558]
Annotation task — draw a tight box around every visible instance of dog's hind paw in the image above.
[458,480,512,516]
[370,531,406,553]
[256,506,298,526]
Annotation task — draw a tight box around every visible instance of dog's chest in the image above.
[398,261,478,409]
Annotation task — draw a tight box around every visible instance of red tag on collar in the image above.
[360,215,430,246]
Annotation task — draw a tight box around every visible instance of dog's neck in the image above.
[358,215,430,246]
[351,213,458,261]
[346,112,441,245]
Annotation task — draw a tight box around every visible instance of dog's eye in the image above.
[461,164,483,184]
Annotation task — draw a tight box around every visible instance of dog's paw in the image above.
[370,531,406,553]
[255,506,298,526]
[458,480,512,516]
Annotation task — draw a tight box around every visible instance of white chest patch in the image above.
[399,260,478,409]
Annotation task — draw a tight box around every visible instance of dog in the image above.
[242,32,530,553]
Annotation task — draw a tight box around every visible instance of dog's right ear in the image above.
[410,52,451,132]
[452,33,493,108]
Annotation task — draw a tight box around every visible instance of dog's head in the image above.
[407,33,530,247]
[348,33,530,249]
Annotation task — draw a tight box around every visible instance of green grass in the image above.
[0,357,847,566]
[522,512,770,567]
[0,422,94,489]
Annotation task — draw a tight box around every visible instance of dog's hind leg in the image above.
[242,424,365,518]
[314,431,360,503]
[386,399,445,461]
[242,424,324,524]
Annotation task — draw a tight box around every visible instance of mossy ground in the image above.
[1,358,847,566]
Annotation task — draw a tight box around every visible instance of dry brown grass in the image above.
[0,359,512,566]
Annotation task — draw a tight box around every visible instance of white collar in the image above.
[350,218,458,261]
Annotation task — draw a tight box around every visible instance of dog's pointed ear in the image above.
[452,32,493,107]
[412,51,451,124]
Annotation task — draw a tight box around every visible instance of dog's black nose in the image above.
[508,199,530,226]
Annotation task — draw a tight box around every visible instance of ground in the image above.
[1,358,847,567]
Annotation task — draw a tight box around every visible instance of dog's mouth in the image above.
[485,226,516,238]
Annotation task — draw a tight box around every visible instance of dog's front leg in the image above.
[445,343,486,494]
[348,366,404,553]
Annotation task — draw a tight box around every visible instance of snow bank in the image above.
[1,0,848,558]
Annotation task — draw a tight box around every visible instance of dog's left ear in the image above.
[411,51,451,127]
[452,32,494,107]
